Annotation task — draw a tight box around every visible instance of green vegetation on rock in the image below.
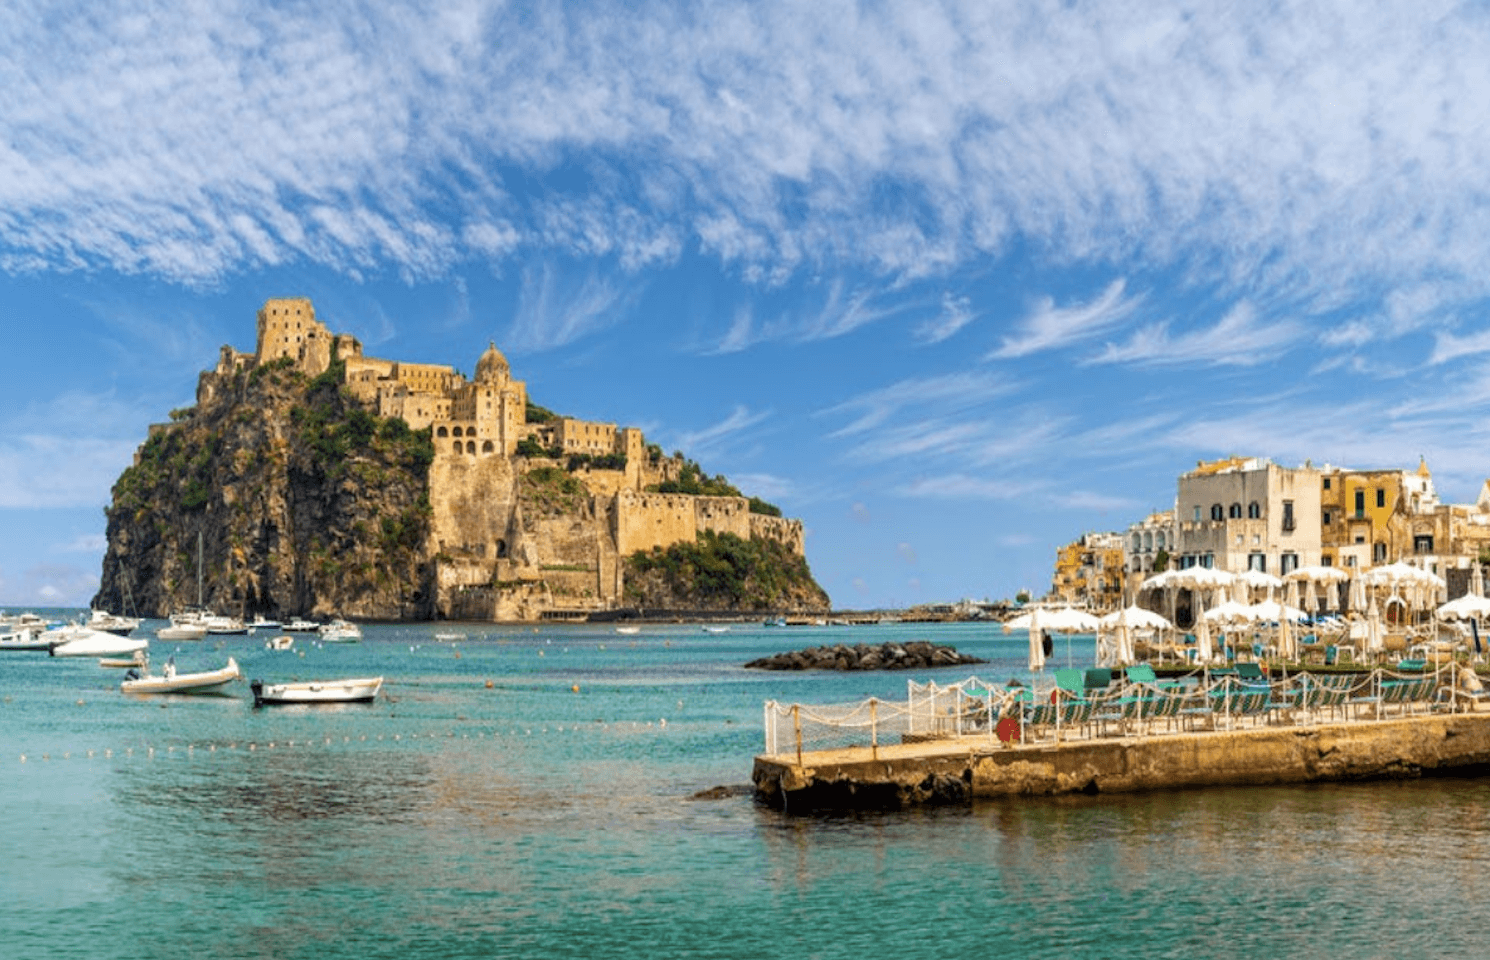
[623,530,829,611]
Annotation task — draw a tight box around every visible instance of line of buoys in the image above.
[8,714,685,765]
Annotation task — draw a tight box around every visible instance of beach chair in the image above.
[1084,668,1115,693]
[1235,662,1269,685]
[1125,664,1181,691]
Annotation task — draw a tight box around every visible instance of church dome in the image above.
[475,342,510,383]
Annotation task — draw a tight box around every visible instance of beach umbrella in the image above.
[1195,593,1214,664]
[1249,599,1308,622]
[1366,595,1384,659]
[1203,600,1258,624]
[1284,579,1299,610]
[1037,607,1101,668]
[1437,595,1490,620]
[1276,605,1296,660]
[1350,577,1366,613]
[1237,569,1285,598]
[1026,608,1045,673]
[1098,605,1173,632]
[1472,563,1485,599]
[1285,565,1349,585]
[1303,579,1318,616]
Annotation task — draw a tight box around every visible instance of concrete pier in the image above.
[752,712,1490,811]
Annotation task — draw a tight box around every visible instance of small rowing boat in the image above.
[250,676,383,706]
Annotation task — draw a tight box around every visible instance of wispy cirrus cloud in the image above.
[1087,301,1300,367]
[915,292,976,344]
[988,280,1140,359]
[506,262,637,352]
[6,0,1490,336]
[666,405,770,460]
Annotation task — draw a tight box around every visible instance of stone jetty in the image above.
[745,641,984,672]
[753,712,1490,811]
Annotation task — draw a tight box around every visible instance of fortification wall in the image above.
[614,489,699,557]
[695,496,753,541]
[429,455,518,561]
[751,515,806,556]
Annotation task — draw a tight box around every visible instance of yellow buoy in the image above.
[485,679,494,689]
[571,684,580,693]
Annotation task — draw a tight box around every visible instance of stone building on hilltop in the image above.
[199,297,809,620]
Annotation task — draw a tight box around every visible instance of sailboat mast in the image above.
[197,530,204,608]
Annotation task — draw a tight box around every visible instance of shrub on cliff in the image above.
[624,530,828,610]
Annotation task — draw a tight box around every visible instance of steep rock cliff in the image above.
[94,361,435,619]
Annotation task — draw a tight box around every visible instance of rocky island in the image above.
[93,297,829,622]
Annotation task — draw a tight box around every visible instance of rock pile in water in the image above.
[745,640,984,671]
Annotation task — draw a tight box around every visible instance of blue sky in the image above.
[6,1,1490,610]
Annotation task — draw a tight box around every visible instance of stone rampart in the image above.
[751,514,806,556]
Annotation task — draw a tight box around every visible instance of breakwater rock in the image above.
[745,641,984,671]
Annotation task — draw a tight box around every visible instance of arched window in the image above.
[496,539,509,559]
[1132,534,1142,551]
[1143,532,1153,551]
[1156,532,1165,550]
[452,441,462,454]
[1229,503,1242,519]
[1247,501,1261,519]
[466,441,476,454]
[482,440,494,454]
[436,426,448,438]
[1210,503,1224,521]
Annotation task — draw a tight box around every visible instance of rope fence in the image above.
[763,663,1481,759]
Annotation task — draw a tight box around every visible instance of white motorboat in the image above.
[203,615,249,635]
[615,625,641,635]
[158,621,209,641]
[266,635,294,650]
[248,617,281,631]
[318,619,362,642]
[88,609,142,636]
[121,657,241,696]
[48,626,150,658]
[0,629,53,651]
[250,676,383,706]
[283,619,321,633]
[701,625,730,634]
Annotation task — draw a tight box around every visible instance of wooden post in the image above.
[870,698,879,761]
[793,704,803,766]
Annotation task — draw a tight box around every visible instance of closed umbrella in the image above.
[1276,605,1295,661]
[1195,592,1214,664]
[1472,563,1485,599]
[1026,608,1045,673]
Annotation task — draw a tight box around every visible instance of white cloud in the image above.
[1088,301,1301,367]
[915,292,976,344]
[666,405,770,460]
[507,263,635,352]
[3,0,1488,335]
[0,435,138,509]
[989,280,1140,359]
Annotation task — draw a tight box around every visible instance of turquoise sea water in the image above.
[4,617,1489,959]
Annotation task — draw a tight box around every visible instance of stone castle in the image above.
[204,297,807,619]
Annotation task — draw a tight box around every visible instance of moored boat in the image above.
[248,617,282,631]
[318,619,362,642]
[250,676,383,706]
[0,629,53,651]
[100,650,149,669]
[266,635,294,650]
[283,618,321,632]
[121,658,241,696]
[158,620,209,641]
[48,626,150,658]
[88,609,142,636]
